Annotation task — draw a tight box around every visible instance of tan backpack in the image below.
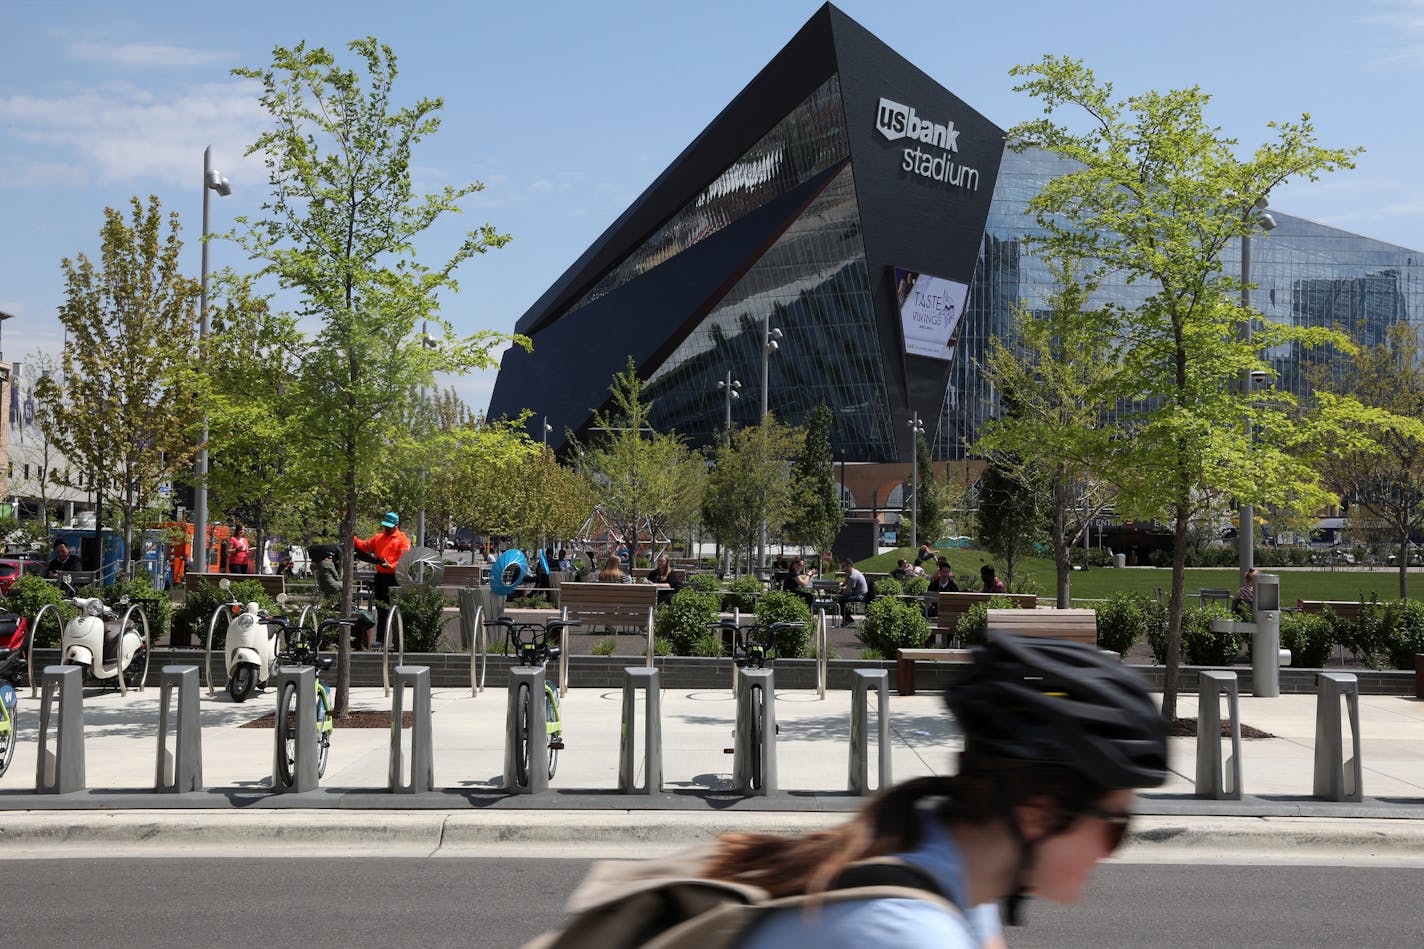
[524,846,961,949]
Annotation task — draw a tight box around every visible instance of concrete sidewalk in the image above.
[1,673,1422,816]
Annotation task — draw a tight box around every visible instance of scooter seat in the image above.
[103,626,121,666]
[315,656,335,671]
[0,614,20,640]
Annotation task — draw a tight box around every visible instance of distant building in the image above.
[6,358,93,528]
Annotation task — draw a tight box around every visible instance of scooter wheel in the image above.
[228,665,257,703]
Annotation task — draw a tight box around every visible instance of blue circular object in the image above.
[490,549,528,596]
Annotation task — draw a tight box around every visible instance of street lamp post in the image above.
[193,146,231,575]
[542,415,553,447]
[715,371,741,573]
[758,321,782,572]
[417,322,440,550]
[907,412,925,549]
[1239,198,1277,577]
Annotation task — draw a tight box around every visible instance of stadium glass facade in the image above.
[488,4,1424,465]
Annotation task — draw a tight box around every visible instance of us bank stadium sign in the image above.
[876,97,982,192]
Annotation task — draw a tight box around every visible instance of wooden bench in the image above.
[438,564,486,595]
[895,647,973,695]
[1297,600,1365,623]
[986,607,1098,645]
[931,591,1037,646]
[557,582,659,631]
[184,572,285,597]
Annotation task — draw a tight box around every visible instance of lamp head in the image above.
[1258,212,1277,232]
[206,170,232,197]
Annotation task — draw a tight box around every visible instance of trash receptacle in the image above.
[1114,553,1126,569]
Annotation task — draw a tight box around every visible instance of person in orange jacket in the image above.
[354,511,411,646]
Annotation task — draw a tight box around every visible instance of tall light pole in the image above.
[193,146,231,575]
[907,412,925,549]
[716,371,741,447]
[541,415,553,446]
[417,322,440,550]
[758,321,782,571]
[1239,197,1277,577]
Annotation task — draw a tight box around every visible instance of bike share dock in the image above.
[2,681,1424,819]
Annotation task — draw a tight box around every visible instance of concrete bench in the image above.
[931,591,1037,646]
[895,647,973,696]
[985,607,1098,646]
[557,582,659,631]
[184,573,285,598]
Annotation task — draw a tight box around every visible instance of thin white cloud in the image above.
[0,79,266,188]
[66,41,234,68]
[1360,0,1424,66]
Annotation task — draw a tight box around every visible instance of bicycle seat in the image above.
[316,656,335,671]
[545,646,562,661]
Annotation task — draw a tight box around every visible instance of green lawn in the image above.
[854,546,1424,605]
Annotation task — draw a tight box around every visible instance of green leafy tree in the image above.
[702,414,804,573]
[574,358,705,561]
[1316,321,1424,597]
[974,455,1047,590]
[784,403,843,554]
[1008,55,1368,720]
[911,432,944,547]
[37,196,202,581]
[979,256,1119,607]
[230,38,519,714]
[449,417,536,551]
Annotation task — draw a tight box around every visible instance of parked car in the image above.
[0,556,46,595]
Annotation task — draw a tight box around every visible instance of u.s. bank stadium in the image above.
[488,3,1424,516]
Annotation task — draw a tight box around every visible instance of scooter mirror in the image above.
[276,592,288,606]
[219,579,231,591]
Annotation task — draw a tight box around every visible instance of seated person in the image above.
[926,558,959,594]
[556,549,572,572]
[46,539,82,578]
[889,558,912,582]
[597,554,632,584]
[913,543,936,567]
[837,559,869,627]
[781,557,814,607]
[980,564,1007,594]
[647,553,683,603]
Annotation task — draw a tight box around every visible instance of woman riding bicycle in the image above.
[713,632,1169,948]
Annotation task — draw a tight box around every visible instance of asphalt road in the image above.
[4,857,1420,947]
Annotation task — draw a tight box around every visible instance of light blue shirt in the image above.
[739,813,1000,949]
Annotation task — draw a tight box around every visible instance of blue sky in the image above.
[4,0,1423,412]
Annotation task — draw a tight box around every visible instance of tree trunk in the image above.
[1399,526,1410,599]
[1162,499,1192,723]
[1052,473,1071,609]
[335,454,357,718]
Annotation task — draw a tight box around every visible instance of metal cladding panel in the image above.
[488,164,846,450]
[828,10,1006,455]
[512,7,840,337]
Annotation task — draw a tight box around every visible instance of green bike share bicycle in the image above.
[269,610,339,787]
[485,616,581,785]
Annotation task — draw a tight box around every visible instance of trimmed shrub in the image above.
[1380,599,1424,671]
[654,590,719,656]
[4,575,76,647]
[1279,612,1336,668]
[1181,604,1241,666]
[88,574,174,643]
[685,573,721,594]
[592,637,617,657]
[179,579,277,646]
[903,575,930,597]
[392,585,451,652]
[722,574,764,613]
[1095,593,1146,656]
[874,577,904,599]
[754,590,813,658]
[690,633,725,658]
[954,595,1017,648]
[857,597,931,660]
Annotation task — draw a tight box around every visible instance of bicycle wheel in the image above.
[0,686,16,780]
[749,683,765,791]
[315,685,331,779]
[515,682,532,786]
[275,680,298,789]
[544,685,560,780]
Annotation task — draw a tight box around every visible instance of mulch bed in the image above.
[241,710,413,729]
[1168,717,1275,739]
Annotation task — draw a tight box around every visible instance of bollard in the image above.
[733,667,777,795]
[1251,574,1283,698]
[1195,670,1242,800]
[618,666,663,794]
[272,665,319,793]
[1415,654,1423,701]
[848,669,892,795]
[389,666,434,794]
[1313,672,1362,802]
[35,665,84,794]
[155,665,203,793]
[503,666,549,793]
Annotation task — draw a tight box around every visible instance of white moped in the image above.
[60,595,150,692]
[207,582,290,703]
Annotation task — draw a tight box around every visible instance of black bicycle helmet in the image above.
[946,632,1168,789]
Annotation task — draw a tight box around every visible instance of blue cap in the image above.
[381,512,400,527]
